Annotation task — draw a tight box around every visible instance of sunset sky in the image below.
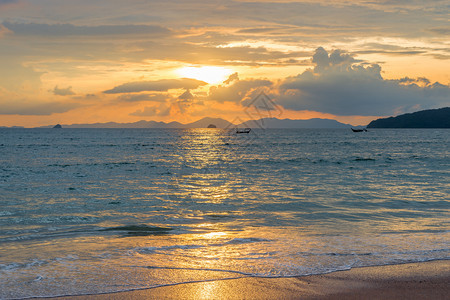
[0,0,449,127]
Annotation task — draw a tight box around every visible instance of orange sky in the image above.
[0,0,449,127]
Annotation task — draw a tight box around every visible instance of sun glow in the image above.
[176,66,233,84]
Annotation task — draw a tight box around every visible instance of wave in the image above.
[134,237,273,255]
[143,265,253,276]
[235,153,448,167]
[353,157,376,161]
[0,255,78,272]
[224,238,271,245]
[136,244,205,254]
[100,225,174,236]
[47,161,137,168]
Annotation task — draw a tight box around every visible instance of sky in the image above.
[0,0,449,127]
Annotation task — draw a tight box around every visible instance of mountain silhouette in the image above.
[367,107,450,128]
[36,117,351,129]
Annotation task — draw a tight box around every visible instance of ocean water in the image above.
[0,128,449,298]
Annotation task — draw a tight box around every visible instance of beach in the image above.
[51,260,449,299]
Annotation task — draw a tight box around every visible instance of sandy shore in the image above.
[50,260,449,300]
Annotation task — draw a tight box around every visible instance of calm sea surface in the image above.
[0,128,449,298]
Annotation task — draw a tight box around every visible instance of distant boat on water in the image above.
[236,128,251,134]
[351,128,367,132]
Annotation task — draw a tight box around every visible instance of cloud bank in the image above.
[277,47,449,116]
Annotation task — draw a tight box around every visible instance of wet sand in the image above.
[51,260,449,299]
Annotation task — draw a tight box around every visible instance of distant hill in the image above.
[35,117,351,129]
[367,107,450,128]
[182,117,234,128]
[237,118,351,129]
[38,120,184,129]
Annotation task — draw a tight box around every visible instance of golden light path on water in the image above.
[167,129,241,271]
[172,128,234,204]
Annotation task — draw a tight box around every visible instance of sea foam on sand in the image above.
[49,260,449,299]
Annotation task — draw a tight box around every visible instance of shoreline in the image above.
[48,260,450,299]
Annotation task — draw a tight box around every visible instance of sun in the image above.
[176,66,233,84]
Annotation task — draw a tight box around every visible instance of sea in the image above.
[0,128,449,299]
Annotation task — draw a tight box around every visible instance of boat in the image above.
[351,128,367,132]
[236,128,251,134]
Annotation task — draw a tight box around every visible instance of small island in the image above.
[367,107,450,128]
[207,124,217,128]
[53,124,62,128]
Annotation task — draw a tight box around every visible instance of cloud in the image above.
[130,104,170,117]
[0,59,42,92]
[103,78,207,94]
[223,72,239,84]
[0,100,79,115]
[129,40,309,66]
[398,77,430,87]
[312,47,358,73]
[0,0,19,8]
[0,23,12,37]
[356,50,426,56]
[208,74,272,103]
[427,27,450,36]
[236,26,296,35]
[278,47,450,116]
[2,22,172,37]
[116,93,170,102]
[53,85,75,96]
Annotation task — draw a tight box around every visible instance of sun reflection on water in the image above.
[201,232,228,239]
[192,280,221,299]
[168,128,237,204]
